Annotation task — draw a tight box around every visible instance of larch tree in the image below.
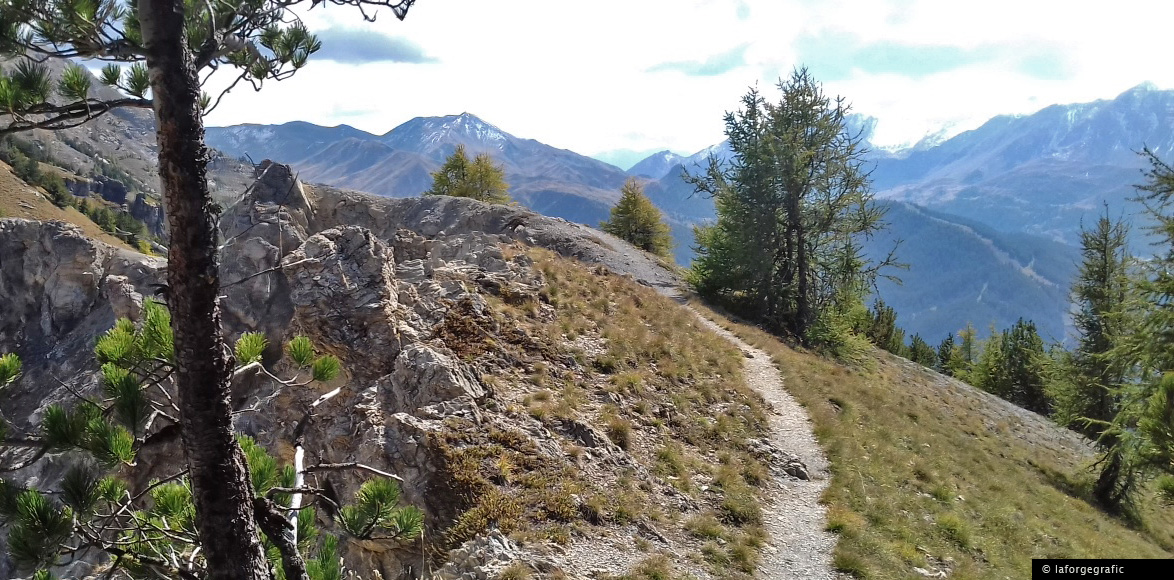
[865,298,905,355]
[425,144,510,203]
[1093,149,1174,510]
[0,1,419,578]
[600,177,673,258]
[973,319,1050,414]
[687,68,896,344]
[1045,207,1133,508]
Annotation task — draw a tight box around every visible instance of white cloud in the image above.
[202,0,1174,153]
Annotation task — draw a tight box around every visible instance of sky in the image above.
[202,0,1174,168]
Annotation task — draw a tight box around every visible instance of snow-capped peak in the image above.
[424,112,508,147]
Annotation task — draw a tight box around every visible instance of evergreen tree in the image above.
[975,319,1050,414]
[425,145,510,203]
[0,1,419,577]
[948,323,979,383]
[1050,207,1131,442]
[600,177,673,258]
[1092,149,1174,510]
[908,334,937,368]
[0,306,423,578]
[937,334,956,376]
[866,298,905,355]
[687,68,896,344]
[468,152,511,204]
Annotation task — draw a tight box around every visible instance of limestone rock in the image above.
[435,531,523,580]
[102,275,143,322]
[282,226,405,379]
[385,344,486,414]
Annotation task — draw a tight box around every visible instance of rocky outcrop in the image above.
[385,344,486,413]
[302,181,680,293]
[63,175,129,205]
[435,531,527,580]
[0,162,686,579]
[0,219,161,353]
[128,194,166,238]
[282,227,408,379]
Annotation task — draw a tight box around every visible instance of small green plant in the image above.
[498,562,531,580]
[311,354,341,382]
[339,479,424,541]
[719,485,762,526]
[0,353,20,386]
[627,554,673,580]
[287,336,315,366]
[685,512,726,540]
[234,332,268,364]
[447,489,525,544]
[936,513,970,549]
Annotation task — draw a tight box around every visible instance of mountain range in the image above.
[206,85,1174,344]
[868,83,1171,248]
[208,113,631,220]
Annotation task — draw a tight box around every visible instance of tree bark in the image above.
[1093,444,1126,513]
[138,0,270,577]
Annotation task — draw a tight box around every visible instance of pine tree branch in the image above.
[0,98,153,135]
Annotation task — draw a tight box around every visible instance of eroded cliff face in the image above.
[0,220,164,438]
[0,161,682,579]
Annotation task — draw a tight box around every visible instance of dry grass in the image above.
[435,246,772,578]
[691,300,1174,579]
[0,161,134,250]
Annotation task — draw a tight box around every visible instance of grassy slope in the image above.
[433,247,773,579]
[0,161,134,250]
[692,302,1174,580]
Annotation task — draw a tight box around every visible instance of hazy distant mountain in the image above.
[208,113,631,226]
[592,148,673,171]
[627,151,687,179]
[870,83,1174,246]
[208,121,377,166]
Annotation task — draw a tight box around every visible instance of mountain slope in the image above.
[698,306,1174,579]
[207,114,632,226]
[870,83,1174,245]
[868,202,1078,343]
[627,150,687,179]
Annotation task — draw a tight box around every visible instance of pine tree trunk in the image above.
[138,1,271,577]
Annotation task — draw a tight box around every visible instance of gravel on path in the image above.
[691,312,838,580]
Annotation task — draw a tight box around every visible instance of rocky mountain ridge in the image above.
[867,82,1173,245]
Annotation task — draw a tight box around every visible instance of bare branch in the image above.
[304,462,404,483]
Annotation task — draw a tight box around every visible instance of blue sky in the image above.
[203,0,1174,166]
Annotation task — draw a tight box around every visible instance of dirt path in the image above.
[691,311,838,580]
